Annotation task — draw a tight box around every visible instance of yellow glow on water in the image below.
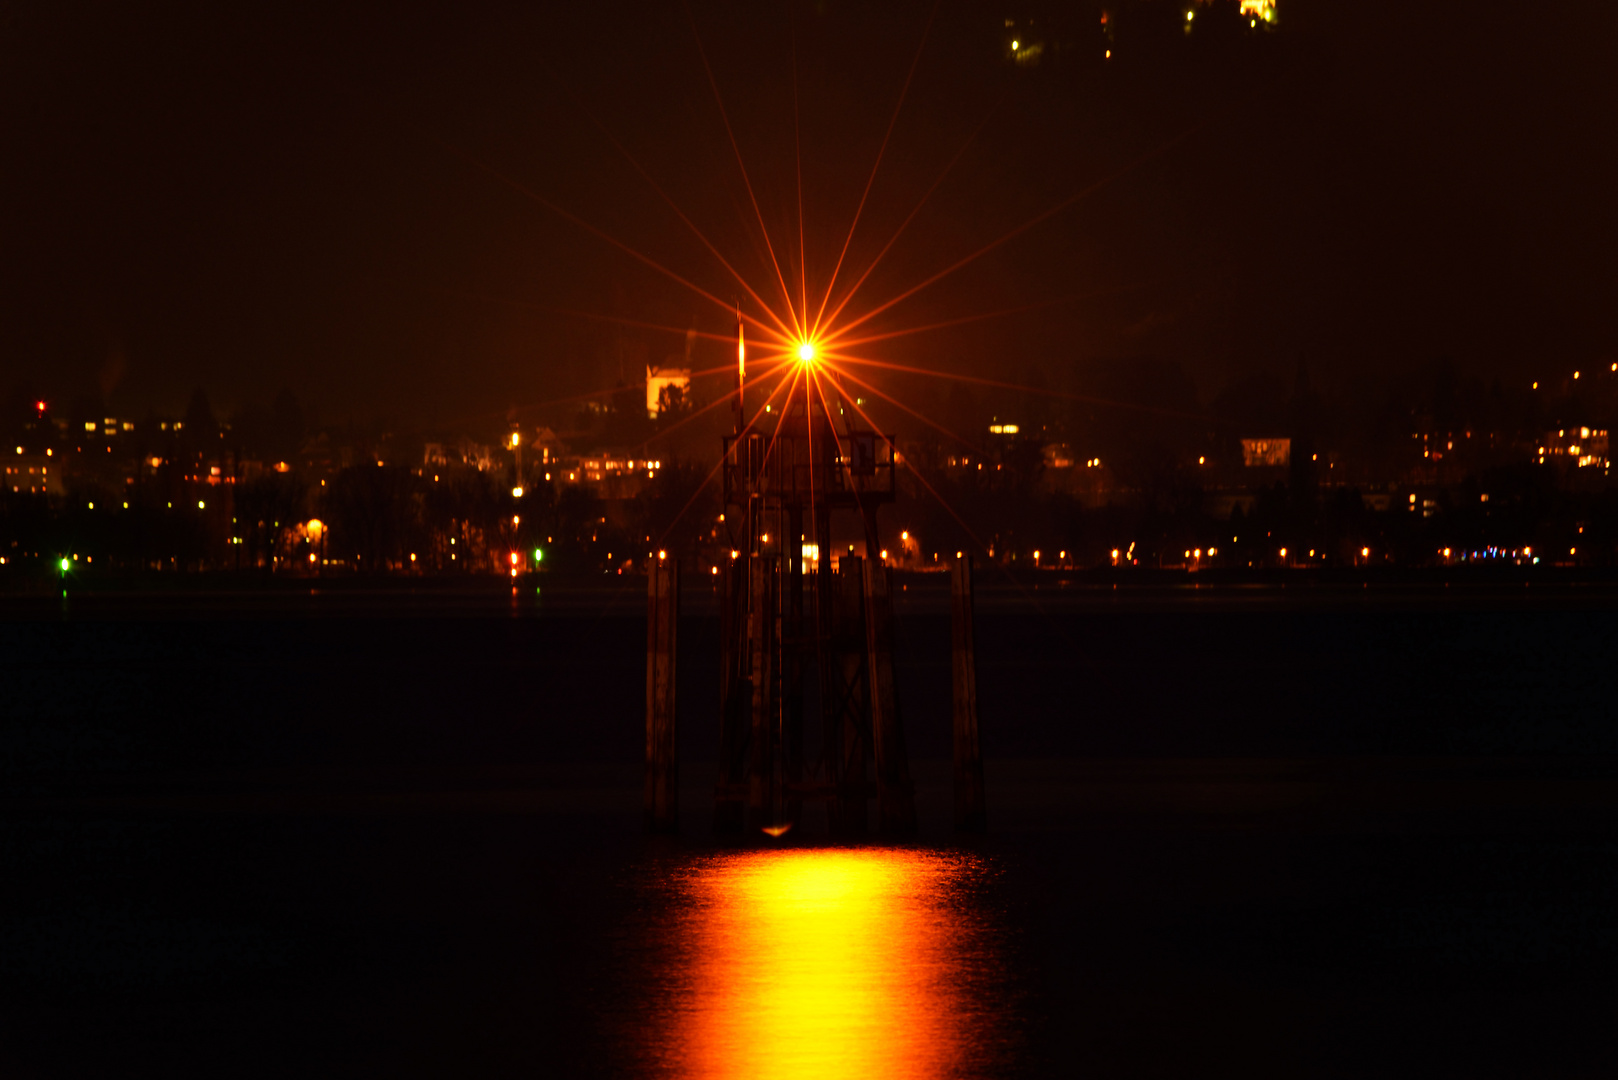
[661,848,989,1079]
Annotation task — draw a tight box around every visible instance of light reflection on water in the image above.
[651,848,1004,1079]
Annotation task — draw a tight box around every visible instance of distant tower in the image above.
[712,364,915,837]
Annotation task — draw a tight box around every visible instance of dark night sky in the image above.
[2,0,1614,428]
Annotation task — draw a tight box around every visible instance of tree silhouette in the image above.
[326,464,421,571]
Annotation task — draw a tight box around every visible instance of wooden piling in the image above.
[714,558,748,835]
[862,556,917,834]
[827,556,869,835]
[784,505,805,826]
[645,558,679,834]
[746,553,777,832]
[951,556,987,831]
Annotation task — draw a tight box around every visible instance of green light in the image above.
[534,548,544,562]
[59,558,70,572]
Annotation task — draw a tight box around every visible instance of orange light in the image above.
[797,341,816,364]
[658,550,667,561]
[658,849,995,1078]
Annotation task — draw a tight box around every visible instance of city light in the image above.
[1,20,1599,590]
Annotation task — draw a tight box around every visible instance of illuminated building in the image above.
[4,454,63,496]
[646,364,692,418]
[422,437,495,471]
[1241,437,1290,467]
[1537,427,1610,470]
[649,325,699,418]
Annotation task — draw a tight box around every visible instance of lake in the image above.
[1,579,1614,1076]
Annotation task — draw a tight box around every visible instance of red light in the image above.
[35,401,46,414]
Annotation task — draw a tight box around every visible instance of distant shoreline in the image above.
[7,565,1618,617]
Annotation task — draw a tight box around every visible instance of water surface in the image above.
[639,848,1010,1079]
